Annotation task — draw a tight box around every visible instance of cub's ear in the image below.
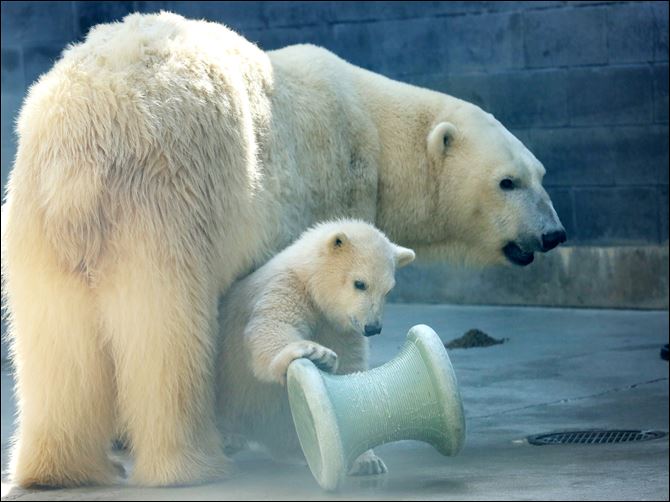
[330,232,348,251]
[394,245,415,268]
[427,121,458,159]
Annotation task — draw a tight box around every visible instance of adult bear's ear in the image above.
[394,245,415,268]
[330,232,348,251]
[427,121,458,160]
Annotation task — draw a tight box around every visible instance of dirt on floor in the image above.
[445,328,507,349]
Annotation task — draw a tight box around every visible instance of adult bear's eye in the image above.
[500,178,515,191]
[354,280,367,291]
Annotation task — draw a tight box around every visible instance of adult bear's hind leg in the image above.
[98,230,228,486]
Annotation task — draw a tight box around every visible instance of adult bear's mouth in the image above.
[503,242,535,266]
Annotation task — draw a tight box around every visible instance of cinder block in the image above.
[566,1,616,5]
[1,1,75,46]
[439,12,524,73]
[487,70,568,128]
[660,186,668,243]
[515,124,666,189]
[473,2,564,12]
[523,6,607,68]
[567,66,653,126]
[407,72,497,112]
[382,13,524,76]
[1,136,16,194]
[332,18,442,77]
[545,187,576,242]
[1,92,22,144]
[328,2,460,23]
[1,47,24,94]
[198,1,266,30]
[134,1,199,17]
[0,318,7,363]
[652,1,668,62]
[1,92,23,191]
[246,25,332,52]
[653,64,669,123]
[657,126,670,185]
[607,2,655,64]
[76,1,136,40]
[530,126,667,188]
[331,1,564,21]
[509,128,533,147]
[330,22,382,73]
[436,73,492,110]
[573,187,659,244]
[324,1,554,23]
[23,44,65,87]
[264,1,330,28]
[529,128,614,187]
[403,72,447,92]
[424,70,568,128]
[135,2,265,30]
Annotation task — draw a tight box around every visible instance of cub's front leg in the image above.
[246,321,338,386]
[269,340,338,385]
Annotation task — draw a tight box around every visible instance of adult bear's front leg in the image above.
[98,229,228,486]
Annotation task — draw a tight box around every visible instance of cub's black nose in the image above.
[364,323,382,337]
[541,229,567,252]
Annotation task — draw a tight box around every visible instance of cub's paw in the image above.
[223,434,249,456]
[348,450,388,476]
[270,341,338,385]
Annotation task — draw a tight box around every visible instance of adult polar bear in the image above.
[1,12,565,488]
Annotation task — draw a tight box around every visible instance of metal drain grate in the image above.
[528,429,667,445]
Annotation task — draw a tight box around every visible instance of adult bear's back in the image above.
[10,11,274,274]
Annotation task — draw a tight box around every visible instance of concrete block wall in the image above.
[1,1,668,311]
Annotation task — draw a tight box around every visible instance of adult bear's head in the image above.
[416,100,566,267]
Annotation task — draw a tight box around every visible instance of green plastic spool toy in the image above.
[286,324,466,491]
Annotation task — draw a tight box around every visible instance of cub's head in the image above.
[304,220,415,337]
[423,100,566,266]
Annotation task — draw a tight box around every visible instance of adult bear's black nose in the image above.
[541,229,567,252]
[364,323,382,337]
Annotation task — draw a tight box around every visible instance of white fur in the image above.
[1,12,558,487]
[216,219,413,474]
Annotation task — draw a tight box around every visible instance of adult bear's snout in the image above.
[541,229,567,252]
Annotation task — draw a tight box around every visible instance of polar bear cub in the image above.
[216,219,415,475]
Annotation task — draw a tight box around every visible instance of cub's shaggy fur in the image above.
[216,220,414,475]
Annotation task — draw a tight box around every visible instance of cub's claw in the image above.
[349,450,387,476]
[270,341,338,385]
[303,343,338,373]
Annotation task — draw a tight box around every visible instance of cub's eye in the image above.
[354,280,367,291]
[500,178,515,191]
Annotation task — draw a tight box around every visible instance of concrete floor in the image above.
[1,304,668,500]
